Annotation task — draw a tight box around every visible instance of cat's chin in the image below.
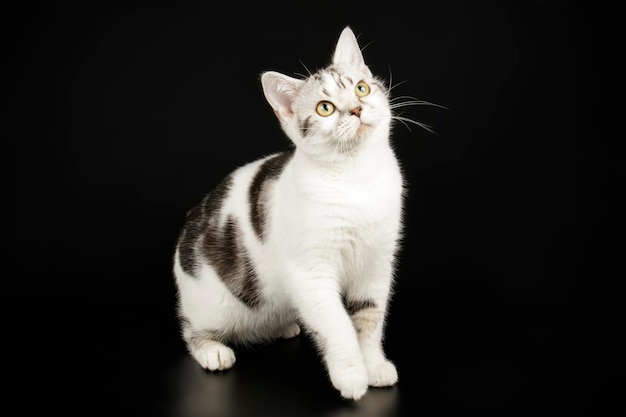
[356,123,371,136]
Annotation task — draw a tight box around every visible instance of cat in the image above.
[173,26,409,400]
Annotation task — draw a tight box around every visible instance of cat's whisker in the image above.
[385,66,446,135]
[298,59,313,76]
[329,141,340,158]
[390,94,421,102]
[385,65,408,95]
[337,137,347,155]
[387,65,394,93]
[391,116,438,135]
[390,116,413,132]
[387,79,408,94]
[389,94,446,135]
[390,100,448,110]
[391,95,448,107]
[360,39,375,52]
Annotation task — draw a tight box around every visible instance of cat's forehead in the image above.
[304,65,369,94]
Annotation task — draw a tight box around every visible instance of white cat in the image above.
[173,26,406,400]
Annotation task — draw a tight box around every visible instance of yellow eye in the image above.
[316,101,335,117]
[355,81,370,97]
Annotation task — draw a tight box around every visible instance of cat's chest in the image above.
[283,161,402,227]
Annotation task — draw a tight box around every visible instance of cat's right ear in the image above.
[261,71,304,123]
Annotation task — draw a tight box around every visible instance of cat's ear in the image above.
[261,71,304,123]
[332,26,372,76]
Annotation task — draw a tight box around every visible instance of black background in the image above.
[4,1,623,416]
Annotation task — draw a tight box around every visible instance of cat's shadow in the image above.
[164,336,399,417]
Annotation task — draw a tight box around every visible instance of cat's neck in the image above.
[292,132,397,181]
[298,121,392,164]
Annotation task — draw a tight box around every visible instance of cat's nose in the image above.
[351,107,362,117]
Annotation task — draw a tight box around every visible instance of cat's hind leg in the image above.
[174,258,242,372]
[278,322,301,339]
[184,329,236,371]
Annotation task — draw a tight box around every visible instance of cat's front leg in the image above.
[345,262,398,387]
[325,350,369,400]
[348,302,398,387]
[291,274,369,400]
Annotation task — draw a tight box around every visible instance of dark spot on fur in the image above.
[328,67,347,89]
[301,116,312,137]
[177,176,233,275]
[202,215,263,309]
[185,328,229,347]
[249,150,294,240]
[344,298,377,316]
[176,173,266,309]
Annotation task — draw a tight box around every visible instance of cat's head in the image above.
[261,27,391,162]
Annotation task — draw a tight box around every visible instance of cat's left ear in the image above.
[261,71,304,123]
[332,26,372,76]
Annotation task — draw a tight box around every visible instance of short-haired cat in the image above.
[173,26,407,400]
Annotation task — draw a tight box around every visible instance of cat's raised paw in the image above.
[366,359,398,387]
[329,363,369,400]
[279,323,301,339]
[191,341,236,371]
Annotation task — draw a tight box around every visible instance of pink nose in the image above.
[351,107,361,117]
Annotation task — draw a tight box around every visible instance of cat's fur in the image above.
[173,26,404,400]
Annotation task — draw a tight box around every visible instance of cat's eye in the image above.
[355,81,370,97]
[316,101,335,117]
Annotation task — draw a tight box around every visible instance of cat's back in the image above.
[224,150,295,235]
[178,150,295,253]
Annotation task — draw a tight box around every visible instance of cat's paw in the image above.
[191,341,236,371]
[328,362,369,400]
[279,323,301,339]
[366,359,398,387]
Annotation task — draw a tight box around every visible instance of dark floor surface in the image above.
[6,277,624,417]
